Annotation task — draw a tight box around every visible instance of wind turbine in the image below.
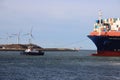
[12,32,20,44]
[25,27,34,44]
[6,33,13,44]
[0,37,3,44]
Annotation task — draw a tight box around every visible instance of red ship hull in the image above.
[92,51,120,56]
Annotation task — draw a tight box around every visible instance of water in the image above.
[0,50,120,80]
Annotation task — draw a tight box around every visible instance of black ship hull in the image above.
[88,35,120,56]
[20,51,44,55]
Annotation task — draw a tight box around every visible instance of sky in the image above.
[0,0,120,49]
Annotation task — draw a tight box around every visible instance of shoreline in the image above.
[0,44,79,51]
[0,48,78,51]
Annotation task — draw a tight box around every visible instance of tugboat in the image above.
[20,46,44,55]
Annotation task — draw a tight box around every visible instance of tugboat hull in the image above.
[20,51,44,55]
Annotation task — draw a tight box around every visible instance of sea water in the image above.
[0,50,120,80]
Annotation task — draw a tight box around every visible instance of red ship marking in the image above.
[92,51,120,56]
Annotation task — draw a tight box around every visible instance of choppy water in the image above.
[0,50,120,80]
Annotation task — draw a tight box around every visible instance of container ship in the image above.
[88,11,120,56]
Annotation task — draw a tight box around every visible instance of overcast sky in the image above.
[0,0,120,49]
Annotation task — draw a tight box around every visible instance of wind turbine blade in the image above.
[9,36,13,38]
[12,34,17,36]
[18,31,20,36]
[30,27,33,34]
[6,33,8,35]
[24,33,29,35]
[31,34,34,38]
[30,26,34,38]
